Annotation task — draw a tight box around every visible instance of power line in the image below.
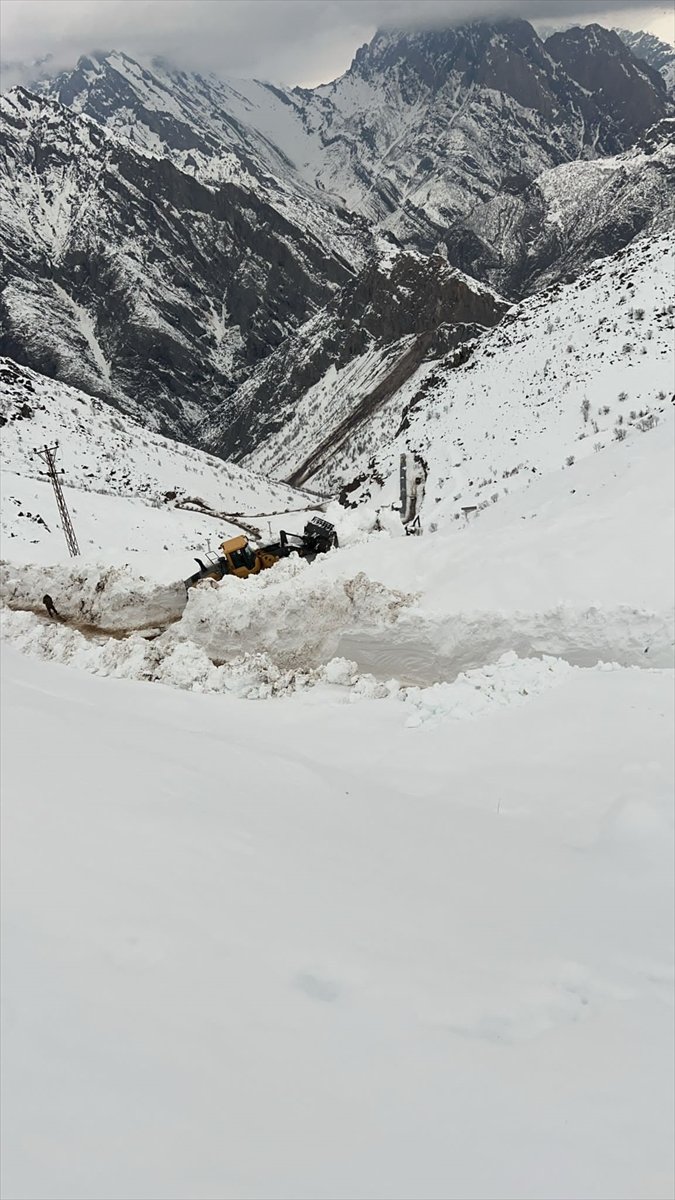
[34,442,80,557]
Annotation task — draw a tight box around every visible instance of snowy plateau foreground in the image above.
[1,643,673,1200]
[1,351,674,1199]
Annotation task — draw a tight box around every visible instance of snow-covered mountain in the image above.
[443,118,675,296]
[615,28,675,94]
[318,232,674,509]
[34,22,673,249]
[0,88,363,444]
[212,126,673,479]
[316,21,671,242]
[32,50,369,253]
[209,239,508,475]
[0,357,314,568]
[1,19,672,455]
[3,21,675,1199]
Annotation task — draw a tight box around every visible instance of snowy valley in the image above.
[1,14,674,1200]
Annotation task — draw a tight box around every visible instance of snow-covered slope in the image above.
[3,268,673,1200]
[0,88,362,444]
[2,26,674,1200]
[3,638,672,1200]
[0,358,313,570]
[208,240,507,478]
[337,232,674,514]
[444,118,675,296]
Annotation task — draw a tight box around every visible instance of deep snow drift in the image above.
[2,644,673,1200]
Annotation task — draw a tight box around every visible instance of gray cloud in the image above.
[0,0,669,89]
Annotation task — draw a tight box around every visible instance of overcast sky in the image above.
[1,0,673,88]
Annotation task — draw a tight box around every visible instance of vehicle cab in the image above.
[219,535,260,577]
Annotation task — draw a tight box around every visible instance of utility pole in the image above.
[35,442,80,557]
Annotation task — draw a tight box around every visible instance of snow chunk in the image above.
[402,653,574,727]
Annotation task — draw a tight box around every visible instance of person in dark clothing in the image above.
[43,594,59,619]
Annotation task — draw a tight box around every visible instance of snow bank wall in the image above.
[0,561,186,630]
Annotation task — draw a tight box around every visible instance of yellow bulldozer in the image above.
[184,517,338,589]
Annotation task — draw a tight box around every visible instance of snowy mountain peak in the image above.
[562,22,670,92]
[344,19,566,112]
[614,27,675,94]
[351,18,543,69]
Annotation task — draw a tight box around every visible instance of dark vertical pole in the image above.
[35,443,80,557]
[399,452,408,523]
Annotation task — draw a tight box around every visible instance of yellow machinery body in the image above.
[185,535,281,588]
[219,535,280,578]
[184,518,338,590]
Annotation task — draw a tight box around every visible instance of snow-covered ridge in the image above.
[21,63,366,261]
[0,359,313,567]
[338,232,674,518]
[0,88,363,445]
[31,22,674,248]
[209,242,507,476]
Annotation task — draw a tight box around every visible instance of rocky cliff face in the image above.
[545,24,668,138]
[614,28,675,95]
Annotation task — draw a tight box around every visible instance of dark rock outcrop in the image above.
[546,25,668,138]
[614,28,675,94]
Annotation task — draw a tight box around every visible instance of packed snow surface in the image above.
[331,233,675,505]
[2,643,673,1200]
